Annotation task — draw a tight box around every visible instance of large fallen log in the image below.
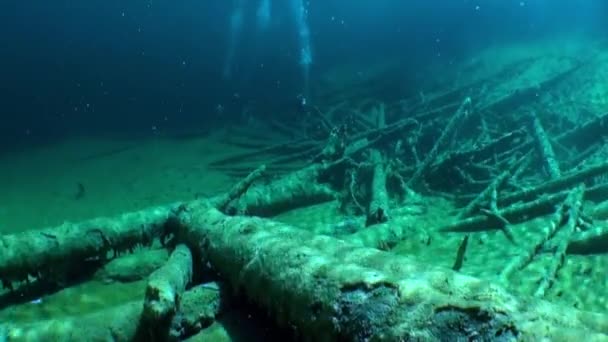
[176,205,608,341]
[0,205,173,286]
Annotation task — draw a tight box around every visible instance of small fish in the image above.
[199,282,220,291]
[333,218,360,235]
[74,182,85,200]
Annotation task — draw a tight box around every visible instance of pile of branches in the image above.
[2,55,608,339]
[1,161,608,340]
[208,54,608,299]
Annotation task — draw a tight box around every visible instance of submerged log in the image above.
[226,162,339,217]
[144,244,193,320]
[366,149,390,226]
[0,205,172,284]
[441,183,608,233]
[176,205,608,341]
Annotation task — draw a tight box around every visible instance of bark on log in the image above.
[176,205,608,341]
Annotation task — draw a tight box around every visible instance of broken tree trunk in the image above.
[176,205,608,341]
[366,149,390,226]
[143,244,193,320]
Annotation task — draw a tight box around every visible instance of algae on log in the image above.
[177,205,608,341]
[0,159,332,289]
[0,205,172,284]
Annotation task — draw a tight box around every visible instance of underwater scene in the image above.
[2,0,608,340]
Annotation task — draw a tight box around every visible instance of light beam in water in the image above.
[256,0,271,31]
[290,0,312,95]
[223,0,245,79]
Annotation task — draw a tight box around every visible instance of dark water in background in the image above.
[0,0,605,153]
